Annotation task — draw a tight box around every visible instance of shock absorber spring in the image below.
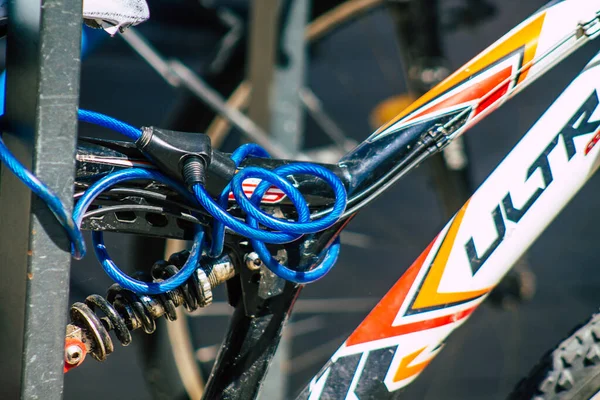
[66,250,235,363]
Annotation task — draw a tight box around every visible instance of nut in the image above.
[65,344,84,365]
[245,252,262,271]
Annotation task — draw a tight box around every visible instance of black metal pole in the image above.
[0,0,82,398]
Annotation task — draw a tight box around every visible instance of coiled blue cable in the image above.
[0,110,143,260]
[73,168,204,295]
[209,144,271,257]
[256,237,341,283]
[1,107,347,290]
[240,163,344,284]
[198,144,347,284]
[232,165,346,233]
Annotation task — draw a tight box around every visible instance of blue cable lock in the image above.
[0,108,348,292]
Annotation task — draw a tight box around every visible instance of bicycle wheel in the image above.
[509,311,600,400]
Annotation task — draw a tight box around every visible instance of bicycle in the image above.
[70,2,528,397]
[3,0,600,399]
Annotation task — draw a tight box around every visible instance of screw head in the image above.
[245,252,262,271]
[65,344,83,365]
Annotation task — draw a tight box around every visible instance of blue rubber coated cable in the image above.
[0,135,86,259]
[0,22,349,288]
[243,166,343,283]
[91,228,203,295]
[253,237,341,283]
[201,164,345,245]
[209,144,271,257]
[195,145,347,284]
[2,102,348,288]
[73,168,203,295]
[0,26,130,258]
[208,145,347,256]
[0,108,144,259]
[77,109,142,141]
[0,107,152,283]
[231,165,347,233]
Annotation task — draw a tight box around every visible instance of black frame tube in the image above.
[203,284,301,399]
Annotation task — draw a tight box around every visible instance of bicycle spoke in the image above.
[299,87,357,151]
[120,28,299,159]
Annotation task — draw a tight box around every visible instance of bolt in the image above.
[203,254,236,288]
[245,252,262,271]
[65,344,83,365]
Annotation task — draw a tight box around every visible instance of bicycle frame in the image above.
[291,0,600,397]
[39,0,600,398]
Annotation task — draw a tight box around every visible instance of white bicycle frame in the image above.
[300,1,600,397]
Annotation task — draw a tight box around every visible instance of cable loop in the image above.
[2,108,349,290]
[201,146,347,284]
[232,164,347,233]
[73,168,203,295]
[209,144,272,257]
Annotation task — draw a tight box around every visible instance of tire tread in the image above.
[508,312,600,400]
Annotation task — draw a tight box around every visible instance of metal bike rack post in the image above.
[0,0,82,398]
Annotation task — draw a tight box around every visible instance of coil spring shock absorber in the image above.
[65,250,235,365]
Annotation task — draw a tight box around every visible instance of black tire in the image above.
[509,312,600,400]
